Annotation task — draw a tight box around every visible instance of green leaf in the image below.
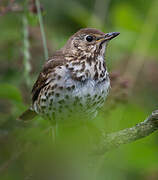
[0,84,22,102]
[27,12,39,26]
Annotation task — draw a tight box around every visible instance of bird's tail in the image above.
[18,109,37,121]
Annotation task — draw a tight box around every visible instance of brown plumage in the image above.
[19,28,119,121]
[32,53,65,102]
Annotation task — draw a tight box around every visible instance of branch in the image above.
[35,0,49,60]
[1,110,158,157]
[93,110,158,155]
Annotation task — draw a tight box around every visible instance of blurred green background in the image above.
[0,0,158,179]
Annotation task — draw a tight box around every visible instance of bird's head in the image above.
[64,28,120,58]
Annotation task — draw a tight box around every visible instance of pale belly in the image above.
[33,76,110,121]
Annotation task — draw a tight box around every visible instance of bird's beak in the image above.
[97,32,120,43]
[104,32,120,41]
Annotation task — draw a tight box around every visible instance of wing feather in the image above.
[31,54,65,103]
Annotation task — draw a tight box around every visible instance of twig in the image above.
[35,0,48,60]
[93,110,158,155]
[23,14,31,86]
[1,110,158,155]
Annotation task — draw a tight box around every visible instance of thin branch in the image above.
[1,110,158,157]
[35,0,48,60]
[23,14,31,86]
[93,110,158,155]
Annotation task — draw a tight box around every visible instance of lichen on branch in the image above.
[93,110,158,155]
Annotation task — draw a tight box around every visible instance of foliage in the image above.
[0,0,158,179]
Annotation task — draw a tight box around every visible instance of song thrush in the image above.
[20,28,119,122]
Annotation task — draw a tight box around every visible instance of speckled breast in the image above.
[33,72,110,121]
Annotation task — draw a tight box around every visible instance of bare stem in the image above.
[23,14,31,86]
[35,0,48,60]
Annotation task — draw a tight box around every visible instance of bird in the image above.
[19,28,120,123]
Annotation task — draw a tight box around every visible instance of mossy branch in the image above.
[1,110,158,155]
[93,110,158,155]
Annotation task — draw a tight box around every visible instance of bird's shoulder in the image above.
[31,50,66,103]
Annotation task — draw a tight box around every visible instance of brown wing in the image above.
[32,52,65,103]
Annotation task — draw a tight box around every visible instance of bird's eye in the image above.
[86,35,93,42]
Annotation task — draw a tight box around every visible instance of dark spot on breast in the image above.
[103,62,106,71]
[100,99,105,104]
[98,95,102,100]
[41,98,46,102]
[99,61,102,70]
[86,57,92,66]
[71,85,75,90]
[55,93,60,97]
[92,101,97,106]
[100,71,105,78]
[72,61,80,66]
[82,61,85,68]
[72,75,83,82]
[96,99,101,104]
[57,75,61,80]
[69,67,74,71]
[50,78,55,82]
[54,84,57,88]
[66,87,71,91]
[79,55,86,60]
[65,95,69,99]
[46,85,51,91]
[94,72,98,80]
[79,68,84,73]
[53,73,57,78]
[52,84,57,90]
[50,99,53,105]
[58,99,65,104]
[80,62,86,72]
[80,75,86,81]
[51,91,54,95]
[85,72,89,77]
[94,64,97,71]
